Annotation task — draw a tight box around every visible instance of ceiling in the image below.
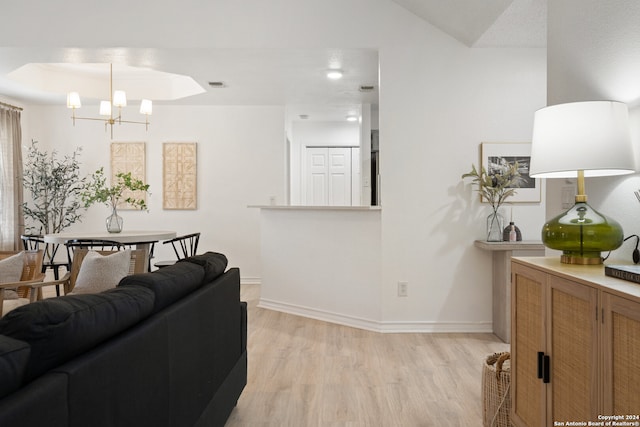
[0,48,379,122]
[391,0,546,47]
[0,0,546,122]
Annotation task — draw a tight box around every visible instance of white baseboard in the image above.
[240,277,261,285]
[258,298,493,334]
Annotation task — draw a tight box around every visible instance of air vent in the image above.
[359,85,375,92]
[208,81,226,88]
[299,114,309,120]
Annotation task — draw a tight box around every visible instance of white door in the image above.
[307,148,328,205]
[305,147,352,206]
[351,147,360,206]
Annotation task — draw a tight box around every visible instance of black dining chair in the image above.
[65,239,157,272]
[21,234,70,296]
[154,233,200,268]
[64,239,125,271]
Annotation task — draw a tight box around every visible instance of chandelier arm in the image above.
[116,119,150,125]
[71,116,115,122]
[67,63,151,137]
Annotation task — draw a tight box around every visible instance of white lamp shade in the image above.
[66,92,81,108]
[530,101,636,178]
[99,100,111,116]
[112,90,127,107]
[139,99,153,115]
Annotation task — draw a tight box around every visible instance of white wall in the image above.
[547,0,640,264]
[3,0,547,329]
[259,208,382,330]
[292,121,359,147]
[379,45,546,323]
[21,104,286,283]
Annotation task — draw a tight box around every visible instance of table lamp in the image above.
[530,101,636,264]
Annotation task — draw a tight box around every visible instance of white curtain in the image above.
[0,105,23,250]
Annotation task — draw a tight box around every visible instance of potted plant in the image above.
[81,167,150,233]
[22,140,88,234]
[462,162,523,241]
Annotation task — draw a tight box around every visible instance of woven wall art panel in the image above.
[163,142,197,210]
[110,142,147,210]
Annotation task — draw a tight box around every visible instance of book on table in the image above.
[604,264,640,284]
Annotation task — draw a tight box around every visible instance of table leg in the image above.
[492,250,512,343]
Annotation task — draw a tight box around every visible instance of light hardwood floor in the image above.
[225,285,509,427]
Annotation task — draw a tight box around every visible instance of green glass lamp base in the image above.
[541,202,624,265]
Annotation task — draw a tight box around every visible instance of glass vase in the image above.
[106,206,123,233]
[486,210,504,242]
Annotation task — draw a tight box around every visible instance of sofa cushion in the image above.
[0,335,30,398]
[178,251,228,283]
[0,285,155,381]
[119,261,204,313]
[71,249,131,294]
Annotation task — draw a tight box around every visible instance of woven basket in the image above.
[482,352,511,427]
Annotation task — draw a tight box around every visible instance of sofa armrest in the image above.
[240,301,247,354]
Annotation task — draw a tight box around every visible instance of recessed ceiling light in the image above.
[326,69,343,80]
[346,115,358,122]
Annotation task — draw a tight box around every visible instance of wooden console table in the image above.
[474,240,545,342]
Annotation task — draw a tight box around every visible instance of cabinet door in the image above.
[547,276,599,423]
[511,263,546,427]
[602,293,640,413]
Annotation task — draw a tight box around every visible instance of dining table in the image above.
[43,230,177,271]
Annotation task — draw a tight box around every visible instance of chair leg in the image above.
[53,266,61,296]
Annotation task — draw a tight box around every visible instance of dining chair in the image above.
[36,249,147,296]
[21,234,70,296]
[118,241,156,272]
[154,233,200,268]
[0,250,45,316]
[65,239,156,272]
[65,239,125,268]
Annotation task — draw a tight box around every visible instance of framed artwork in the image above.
[163,142,197,210]
[110,142,147,210]
[480,142,541,203]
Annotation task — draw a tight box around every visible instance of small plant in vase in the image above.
[81,167,150,233]
[462,162,523,241]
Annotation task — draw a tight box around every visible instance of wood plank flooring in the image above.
[226,285,509,427]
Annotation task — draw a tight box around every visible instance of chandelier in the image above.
[66,64,152,138]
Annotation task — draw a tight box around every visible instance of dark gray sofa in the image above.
[0,252,247,427]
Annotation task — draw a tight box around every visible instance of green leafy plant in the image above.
[22,140,88,234]
[81,167,150,211]
[461,162,524,212]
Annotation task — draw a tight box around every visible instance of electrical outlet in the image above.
[397,281,408,297]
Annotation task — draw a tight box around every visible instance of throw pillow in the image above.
[71,250,132,294]
[0,252,24,300]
